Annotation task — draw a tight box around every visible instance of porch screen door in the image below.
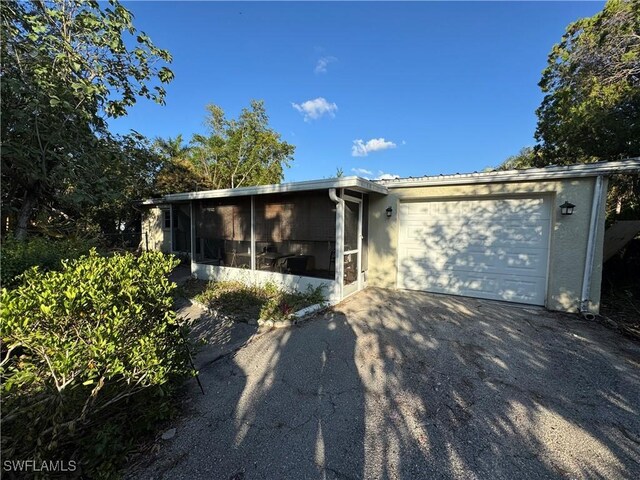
[343,198,362,297]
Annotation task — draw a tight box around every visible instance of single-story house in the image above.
[141,159,640,315]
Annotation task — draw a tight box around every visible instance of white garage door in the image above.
[398,197,551,305]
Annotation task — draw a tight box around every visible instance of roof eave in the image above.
[140,176,388,205]
[379,159,640,189]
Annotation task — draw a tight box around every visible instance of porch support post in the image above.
[250,195,256,271]
[190,200,196,274]
[169,204,174,253]
[329,188,344,302]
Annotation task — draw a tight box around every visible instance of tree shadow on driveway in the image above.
[129,300,364,480]
[342,288,640,479]
[129,288,640,479]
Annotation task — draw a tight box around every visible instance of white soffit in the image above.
[142,176,388,205]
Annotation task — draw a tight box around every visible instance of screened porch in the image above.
[193,190,338,280]
[148,177,387,303]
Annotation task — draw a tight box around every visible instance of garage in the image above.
[397,196,551,305]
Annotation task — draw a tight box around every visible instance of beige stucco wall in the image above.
[367,176,609,313]
[141,206,171,253]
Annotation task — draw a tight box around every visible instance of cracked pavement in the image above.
[128,288,640,479]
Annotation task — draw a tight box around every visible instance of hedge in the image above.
[0,250,193,478]
[1,236,97,288]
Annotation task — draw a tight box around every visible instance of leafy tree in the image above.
[606,174,640,221]
[151,102,294,195]
[190,100,295,189]
[1,0,174,239]
[153,157,212,196]
[154,134,191,160]
[75,133,163,238]
[153,135,211,195]
[496,147,540,171]
[498,0,639,219]
[535,0,640,163]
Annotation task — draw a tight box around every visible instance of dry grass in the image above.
[181,279,325,323]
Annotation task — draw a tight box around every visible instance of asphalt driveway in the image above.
[130,288,640,479]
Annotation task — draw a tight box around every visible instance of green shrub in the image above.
[0,250,193,478]
[1,236,98,288]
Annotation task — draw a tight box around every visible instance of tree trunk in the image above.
[14,188,38,240]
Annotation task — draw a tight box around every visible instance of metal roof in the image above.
[141,159,640,205]
[377,159,640,188]
[141,176,388,205]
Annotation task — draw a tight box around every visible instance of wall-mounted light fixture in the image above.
[559,201,575,216]
[385,206,393,218]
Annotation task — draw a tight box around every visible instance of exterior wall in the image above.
[141,206,171,253]
[192,263,339,304]
[367,177,608,313]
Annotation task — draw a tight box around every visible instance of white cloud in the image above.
[351,167,373,177]
[376,171,400,180]
[350,168,399,180]
[315,55,337,74]
[351,138,397,157]
[292,97,338,122]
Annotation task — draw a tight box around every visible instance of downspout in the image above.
[329,188,344,303]
[579,175,604,320]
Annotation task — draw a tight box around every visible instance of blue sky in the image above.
[112,1,605,182]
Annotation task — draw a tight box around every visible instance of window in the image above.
[163,209,171,229]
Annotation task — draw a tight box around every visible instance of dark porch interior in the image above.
[194,190,337,280]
